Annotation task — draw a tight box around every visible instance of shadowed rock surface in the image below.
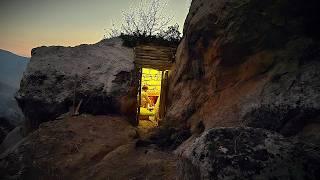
[168,0,320,178]
[16,38,138,129]
[0,115,178,179]
[177,127,320,180]
[166,0,320,142]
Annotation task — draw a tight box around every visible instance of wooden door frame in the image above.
[159,70,169,120]
[135,67,170,125]
[135,67,143,126]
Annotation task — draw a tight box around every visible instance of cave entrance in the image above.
[134,44,176,128]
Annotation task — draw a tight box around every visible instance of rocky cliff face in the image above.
[16,38,138,129]
[167,0,320,140]
[170,0,320,178]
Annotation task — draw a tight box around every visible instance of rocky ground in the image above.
[176,127,320,180]
[0,115,178,179]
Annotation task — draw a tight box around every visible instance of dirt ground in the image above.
[137,118,159,137]
[1,115,178,179]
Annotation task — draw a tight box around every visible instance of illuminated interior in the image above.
[138,68,162,129]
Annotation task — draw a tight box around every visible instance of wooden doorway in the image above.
[134,44,176,127]
[137,68,164,128]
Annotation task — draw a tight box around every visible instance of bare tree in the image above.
[104,23,120,39]
[158,23,181,42]
[106,0,172,38]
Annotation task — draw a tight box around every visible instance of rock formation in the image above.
[167,0,320,142]
[177,127,320,180]
[169,0,320,178]
[16,38,138,129]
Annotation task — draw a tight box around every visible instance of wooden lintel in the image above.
[135,57,173,62]
[135,59,172,65]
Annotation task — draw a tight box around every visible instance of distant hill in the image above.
[0,49,29,88]
[0,49,28,139]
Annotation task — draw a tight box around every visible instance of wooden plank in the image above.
[134,64,172,69]
[135,48,175,53]
[134,63,171,69]
[134,64,171,70]
[135,52,172,57]
[135,59,172,65]
[135,49,175,55]
[135,52,174,58]
[135,47,175,51]
[134,44,176,72]
[159,71,165,119]
[159,71,169,119]
[134,59,172,64]
[136,45,174,49]
[136,46,176,51]
[136,65,172,69]
[135,51,173,57]
[135,45,176,56]
[135,56,173,61]
[136,68,142,126]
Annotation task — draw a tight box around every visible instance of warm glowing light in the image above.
[138,68,163,129]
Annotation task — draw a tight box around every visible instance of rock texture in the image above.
[166,0,320,140]
[0,115,178,179]
[177,127,320,180]
[170,1,320,177]
[16,38,138,129]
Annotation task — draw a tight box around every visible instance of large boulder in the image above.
[166,0,320,139]
[176,127,320,180]
[16,38,138,129]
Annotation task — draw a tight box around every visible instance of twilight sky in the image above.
[0,0,191,57]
